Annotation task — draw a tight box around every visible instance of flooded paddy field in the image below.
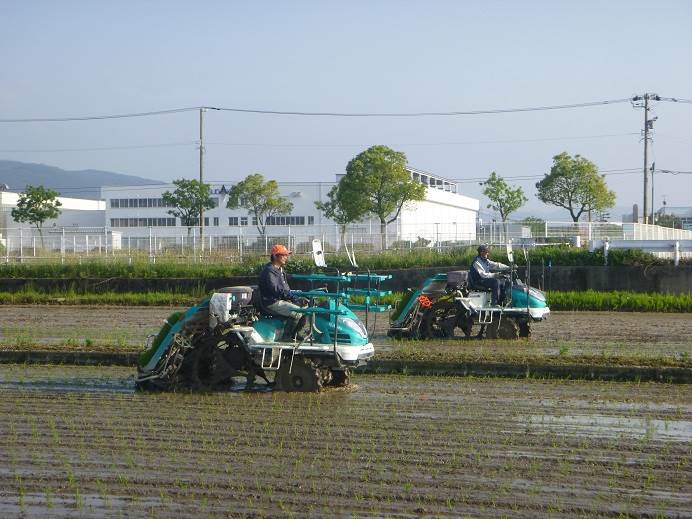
[0,365,690,517]
[1,306,690,366]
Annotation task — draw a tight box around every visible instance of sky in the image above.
[1,0,691,220]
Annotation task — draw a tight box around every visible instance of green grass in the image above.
[0,289,198,306]
[0,246,671,279]
[0,288,689,312]
[547,290,692,312]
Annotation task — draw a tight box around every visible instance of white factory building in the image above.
[101,168,479,250]
[0,168,480,252]
[0,190,111,252]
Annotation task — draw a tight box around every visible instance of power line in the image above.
[0,98,644,123]
[0,142,197,153]
[0,107,201,123]
[450,168,643,184]
[1,95,689,123]
[8,166,688,193]
[658,97,692,104]
[209,99,634,117]
[0,132,642,153]
[38,167,648,192]
[207,132,641,148]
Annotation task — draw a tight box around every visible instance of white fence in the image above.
[590,239,692,265]
[1,221,691,263]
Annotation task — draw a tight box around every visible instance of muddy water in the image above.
[0,364,689,517]
[1,307,691,365]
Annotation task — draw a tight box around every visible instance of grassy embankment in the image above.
[0,245,672,278]
[0,288,690,312]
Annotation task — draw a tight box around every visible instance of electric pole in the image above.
[631,93,660,224]
[199,107,206,243]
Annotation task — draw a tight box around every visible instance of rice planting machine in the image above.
[135,240,391,392]
[388,243,549,340]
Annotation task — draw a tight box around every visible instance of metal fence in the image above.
[2,221,692,263]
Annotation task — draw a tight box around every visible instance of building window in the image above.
[240,217,248,226]
[229,217,239,226]
[252,216,258,226]
[308,216,314,225]
[265,216,306,226]
[213,217,219,226]
[110,217,175,227]
[108,197,171,209]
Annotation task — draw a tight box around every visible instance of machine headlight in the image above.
[529,288,546,302]
[341,317,367,338]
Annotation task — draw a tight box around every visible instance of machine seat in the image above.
[250,286,282,319]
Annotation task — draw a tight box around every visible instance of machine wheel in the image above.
[457,312,475,338]
[178,339,216,390]
[326,369,350,387]
[178,336,244,390]
[421,301,458,339]
[275,356,322,392]
[485,317,520,340]
[519,321,532,338]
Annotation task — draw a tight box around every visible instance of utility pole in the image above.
[642,94,649,224]
[199,107,206,243]
[631,93,660,224]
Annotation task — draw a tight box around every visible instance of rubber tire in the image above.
[519,321,531,338]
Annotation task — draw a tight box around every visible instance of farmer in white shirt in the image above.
[468,244,511,306]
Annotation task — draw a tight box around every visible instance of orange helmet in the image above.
[271,244,291,256]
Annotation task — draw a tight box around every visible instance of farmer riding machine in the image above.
[388,242,549,340]
[136,240,390,392]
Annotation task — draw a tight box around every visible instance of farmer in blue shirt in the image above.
[258,244,307,340]
[468,244,511,306]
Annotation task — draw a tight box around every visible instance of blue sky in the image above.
[1,0,690,218]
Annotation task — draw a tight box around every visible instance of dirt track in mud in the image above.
[0,365,690,518]
[1,306,690,366]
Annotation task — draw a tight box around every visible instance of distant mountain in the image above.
[0,160,163,200]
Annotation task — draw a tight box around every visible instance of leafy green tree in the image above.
[162,179,216,237]
[521,216,546,237]
[11,185,62,248]
[482,172,527,238]
[314,184,362,249]
[656,213,681,229]
[227,173,293,235]
[339,145,426,249]
[536,152,615,222]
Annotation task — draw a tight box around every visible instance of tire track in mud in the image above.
[0,368,690,517]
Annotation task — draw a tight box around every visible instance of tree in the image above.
[536,152,615,222]
[482,171,527,240]
[338,145,426,249]
[11,185,62,248]
[520,216,546,237]
[656,213,681,229]
[162,179,216,237]
[314,184,362,249]
[226,173,293,235]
